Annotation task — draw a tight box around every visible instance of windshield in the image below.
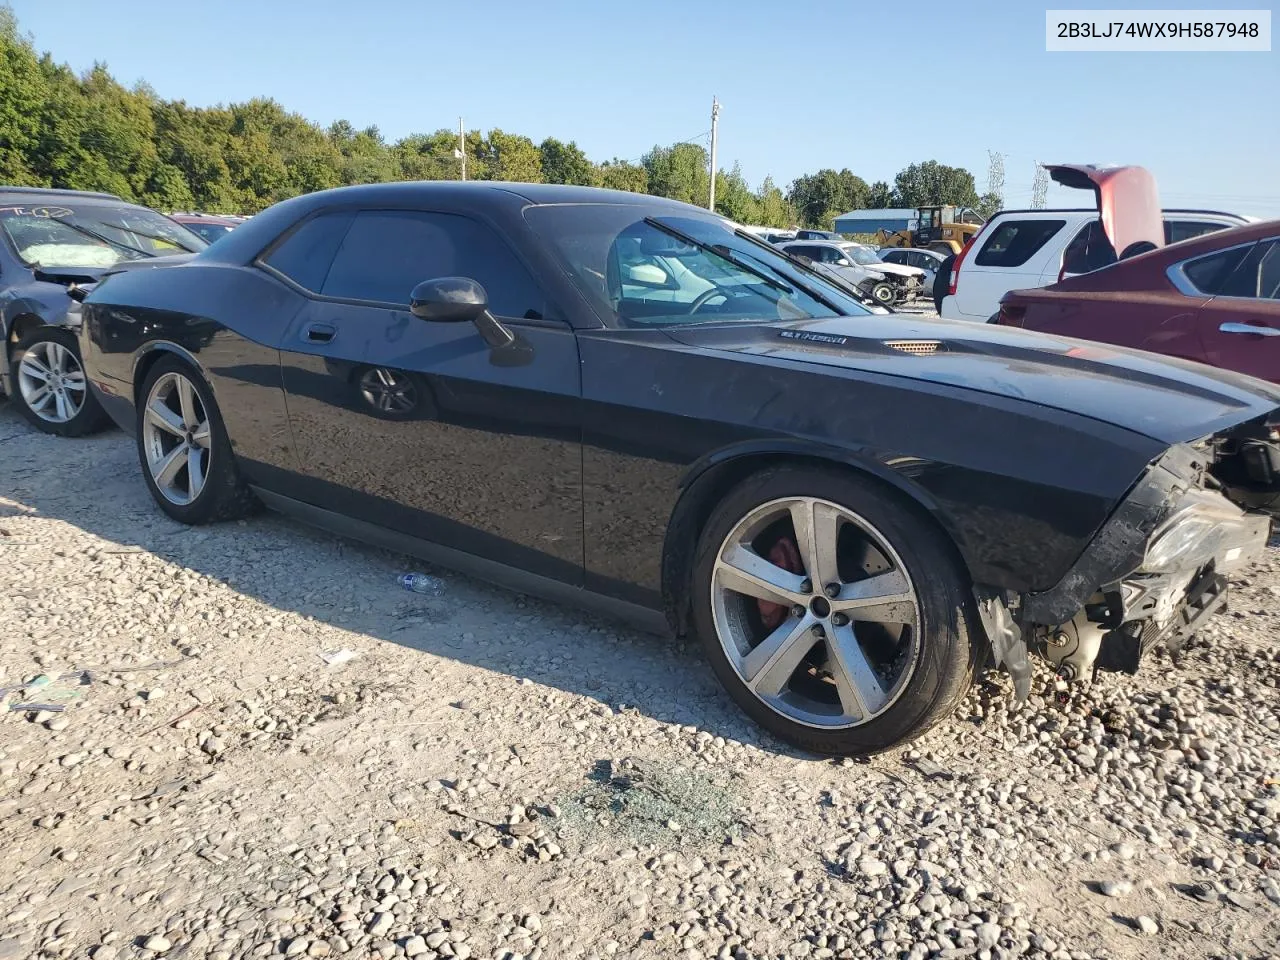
[841,244,881,266]
[0,203,207,269]
[525,205,869,327]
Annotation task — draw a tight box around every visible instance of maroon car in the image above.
[168,213,243,244]
[996,168,1280,382]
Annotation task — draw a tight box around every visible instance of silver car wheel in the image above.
[711,497,921,729]
[142,371,211,506]
[17,338,87,423]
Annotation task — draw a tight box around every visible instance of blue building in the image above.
[832,208,918,235]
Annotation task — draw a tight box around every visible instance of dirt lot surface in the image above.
[2,403,1278,960]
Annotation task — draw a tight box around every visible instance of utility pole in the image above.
[456,117,467,182]
[708,96,720,212]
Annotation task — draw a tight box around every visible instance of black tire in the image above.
[8,326,109,437]
[870,282,895,306]
[690,466,979,756]
[135,356,259,525]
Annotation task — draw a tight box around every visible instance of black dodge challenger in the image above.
[80,182,1280,755]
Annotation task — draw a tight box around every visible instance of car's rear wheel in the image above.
[9,327,109,437]
[691,467,978,755]
[136,357,258,524]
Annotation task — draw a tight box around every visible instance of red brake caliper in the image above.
[758,536,803,630]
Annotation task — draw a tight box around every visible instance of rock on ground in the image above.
[1,405,1278,959]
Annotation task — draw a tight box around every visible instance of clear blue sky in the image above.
[13,0,1280,216]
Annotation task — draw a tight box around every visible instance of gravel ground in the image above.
[1,401,1278,960]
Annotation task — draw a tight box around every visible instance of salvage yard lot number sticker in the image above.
[1046,9,1271,50]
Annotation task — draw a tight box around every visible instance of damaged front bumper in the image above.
[978,432,1277,697]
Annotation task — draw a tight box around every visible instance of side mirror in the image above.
[623,262,674,289]
[836,258,852,267]
[410,277,514,349]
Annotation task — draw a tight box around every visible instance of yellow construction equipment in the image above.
[876,206,983,255]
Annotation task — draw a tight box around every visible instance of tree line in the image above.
[0,8,994,230]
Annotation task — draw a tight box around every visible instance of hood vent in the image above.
[883,339,943,356]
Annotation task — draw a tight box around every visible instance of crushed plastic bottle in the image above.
[399,572,444,595]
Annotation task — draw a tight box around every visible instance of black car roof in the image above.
[0,185,125,203]
[201,180,714,266]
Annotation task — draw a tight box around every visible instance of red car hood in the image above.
[1046,163,1164,259]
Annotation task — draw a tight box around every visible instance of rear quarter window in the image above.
[973,219,1066,268]
[260,211,355,292]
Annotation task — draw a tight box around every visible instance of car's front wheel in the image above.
[9,327,109,437]
[870,282,896,306]
[691,467,978,755]
[136,357,258,525]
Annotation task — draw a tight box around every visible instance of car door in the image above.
[1189,238,1280,382]
[269,206,584,584]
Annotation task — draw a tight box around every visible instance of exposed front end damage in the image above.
[978,418,1279,695]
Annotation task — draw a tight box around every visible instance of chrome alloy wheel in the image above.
[142,371,211,506]
[711,497,921,728]
[17,339,87,423]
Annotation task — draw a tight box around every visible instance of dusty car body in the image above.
[80,182,1280,755]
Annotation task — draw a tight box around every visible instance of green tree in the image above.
[0,8,49,183]
[713,163,760,224]
[974,190,1003,219]
[892,160,980,208]
[642,142,709,205]
[538,137,597,186]
[786,168,869,229]
[867,180,894,208]
[755,176,797,228]
[597,159,647,194]
[484,129,543,183]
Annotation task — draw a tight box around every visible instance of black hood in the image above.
[663,315,1280,445]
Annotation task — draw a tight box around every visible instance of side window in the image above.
[819,246,843,264]
[883,251,904,265]
[1061,220,1117,275]
[1165,220,1231,245]
[320,210,546,319]
[1213,240,1280,299]
[973,219,1067,268]
[1181,244,1255,295]
[259,211,354,292]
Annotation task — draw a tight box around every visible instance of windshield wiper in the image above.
[643,218,794,295]
[51,218,154,259]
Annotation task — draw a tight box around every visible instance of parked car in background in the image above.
[80,181,1280,755]
[0,186,206,435]
[169,213,244,244]
[941,166,1245,323]
[879,247,946,290]
[997,219,1280,382]
[795,228,841,241]
[780,239,926,305]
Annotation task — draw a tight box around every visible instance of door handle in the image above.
[1219,322,1280,337]
[302,322,336,344]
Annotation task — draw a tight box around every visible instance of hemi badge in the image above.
[778,330,849,346]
